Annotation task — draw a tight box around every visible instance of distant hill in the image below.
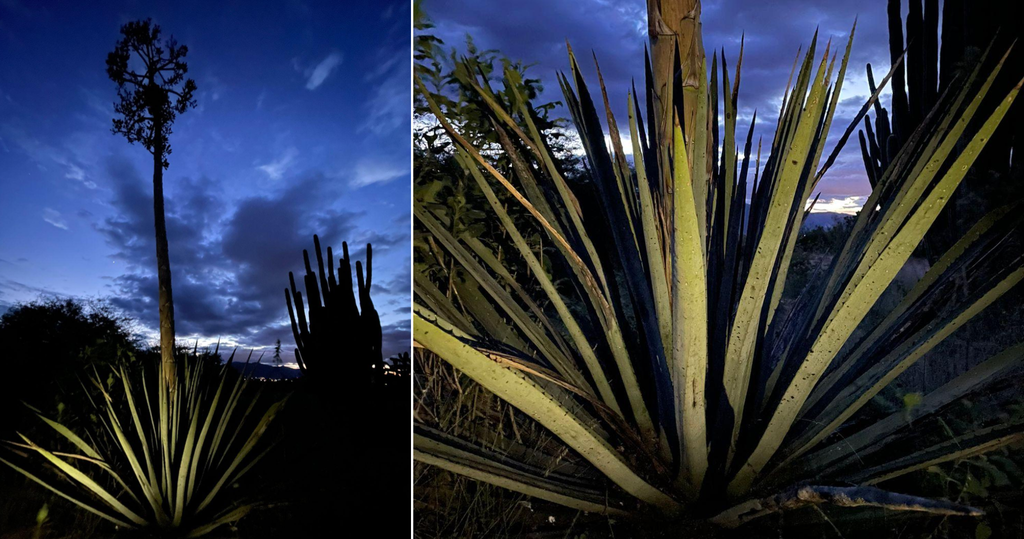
[229,361,302,380]
[736,201,854,233]
[801,212,850,231]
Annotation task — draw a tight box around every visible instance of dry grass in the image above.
[414,348,605,538]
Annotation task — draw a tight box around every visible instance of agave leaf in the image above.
[489,120,566,240]
[800,203,1018,416]
[503,66,611,297]
[455,59,567,237]
[592,52,640,241]
[563,48,676,439]
[808,21,856,181]
[196,396,286,513]
[17,434,148,526]
[734,75,1023,495]
[453,147,657,430]
[227,441,277,489]
[187,365,230,505]
[105,369,167,523]
[692,58,711,248]
[172,400,202,526]
[416,75,596,292]
[765,23,857,329]
[415,424,629,515]
[850,422,1024,486]
[34,413,103,461]
[629,89,672,359]
[812,28,904,185]
[416,206,588,391]
[814,40,999,322]
[722,39,834,467]
[215,386,263,470]
[671,116,709,492]
[786,254,1024,467]
[414,305,680,512]
[805,342,1024,478]
[207,364,247,471]
[719,46,737,242]
[452,274,532,353]
[185,505,253,538]
[463,236,576,361]
[421,74,651,434]
[18,413,140,505]
[0,455,135,529]
[828,46,1010,310]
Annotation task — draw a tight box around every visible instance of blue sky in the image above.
[421,0,900,215]
[0,0,411,361]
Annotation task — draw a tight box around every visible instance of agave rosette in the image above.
[413,0,1024,526]
[2,352,285,537]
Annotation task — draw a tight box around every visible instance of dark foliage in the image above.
[0,299,140,433]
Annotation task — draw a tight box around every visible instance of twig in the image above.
[711,485,983,528]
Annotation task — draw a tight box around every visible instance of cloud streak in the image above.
[351,158,408,188]
[304,52,343,90]
[257,147,299,180]
[361,48,409,136]
[42,208,67,230]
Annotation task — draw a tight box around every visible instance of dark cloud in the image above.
[96,156,408,357]
[372,270,412,296]
[0,278,58,299]
[381,318,411,360]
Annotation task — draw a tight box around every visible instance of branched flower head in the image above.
[106,18,197,168]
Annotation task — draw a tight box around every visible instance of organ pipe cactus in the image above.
[859,0,1023,260]
[285,235,383,382]
[860,0,1022,180]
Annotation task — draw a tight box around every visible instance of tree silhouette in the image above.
[106,19,196,390]
[0,299,140,434]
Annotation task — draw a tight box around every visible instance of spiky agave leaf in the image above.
[1,353,286,536]
[414,423,632,515]
[413,0,1023,526]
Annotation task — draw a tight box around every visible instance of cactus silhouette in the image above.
[860,0,1023,257]
[280,236,401,535]
[284,235,383,384]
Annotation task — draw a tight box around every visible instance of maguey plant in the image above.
[413,0,1024,527]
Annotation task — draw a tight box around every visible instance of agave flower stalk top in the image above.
[647,0,706,163]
